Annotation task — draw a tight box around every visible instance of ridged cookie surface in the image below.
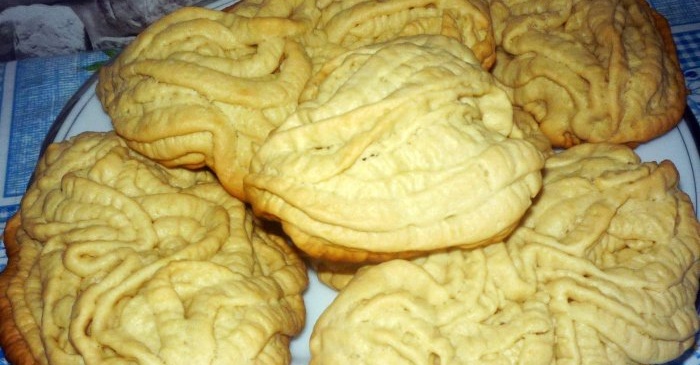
[310,143,700,364]
[97,7,312,200]
[228,0,495,75]
[310,0,496,69]
[0,132,307,365]
[490,0,686,147]
[245,35,545,263]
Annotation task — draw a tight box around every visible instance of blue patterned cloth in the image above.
[676,29,700,118]
[1,2,700,364]
[0,52,109,230]
[651,0,700,121]
[650,0,700,27]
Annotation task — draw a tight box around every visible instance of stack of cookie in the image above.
[1,0,698,364]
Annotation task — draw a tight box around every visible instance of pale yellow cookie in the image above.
[490,0,686,147]
[226,0,320,23]
[312,0,496,69]
[310,143,700,364]
[1,132,307,365]
[514,143,700,363]
[245,35,545,263]
[311,247,555,364]
[97,6,312,200]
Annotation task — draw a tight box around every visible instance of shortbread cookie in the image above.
[311,0,496,69]
[225,0,495,74]
[245,35,545,263]
[226,0,319,22]
[97,6,312,200]
[310,143,700,364]
[0,132,307,365]
[311,248,556,364]
[512,143,700,363]
[490,0,686,147]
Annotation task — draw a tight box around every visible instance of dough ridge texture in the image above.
[310,143,700,364]
[97,7,313,200]
[490,0,687,147]
[245,35,545,263]
[0,132,308,365]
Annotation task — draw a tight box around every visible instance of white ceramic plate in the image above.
[32,1,700,362]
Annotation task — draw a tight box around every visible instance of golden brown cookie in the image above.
[311,258,364,291]
[97,6,312,200]
[0,215,37,365]
[0,132,307,364]
[310,143,700,364]
[490,0,687,147]
[245,35,545,263]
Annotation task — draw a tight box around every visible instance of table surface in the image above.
[2,1,700,364]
